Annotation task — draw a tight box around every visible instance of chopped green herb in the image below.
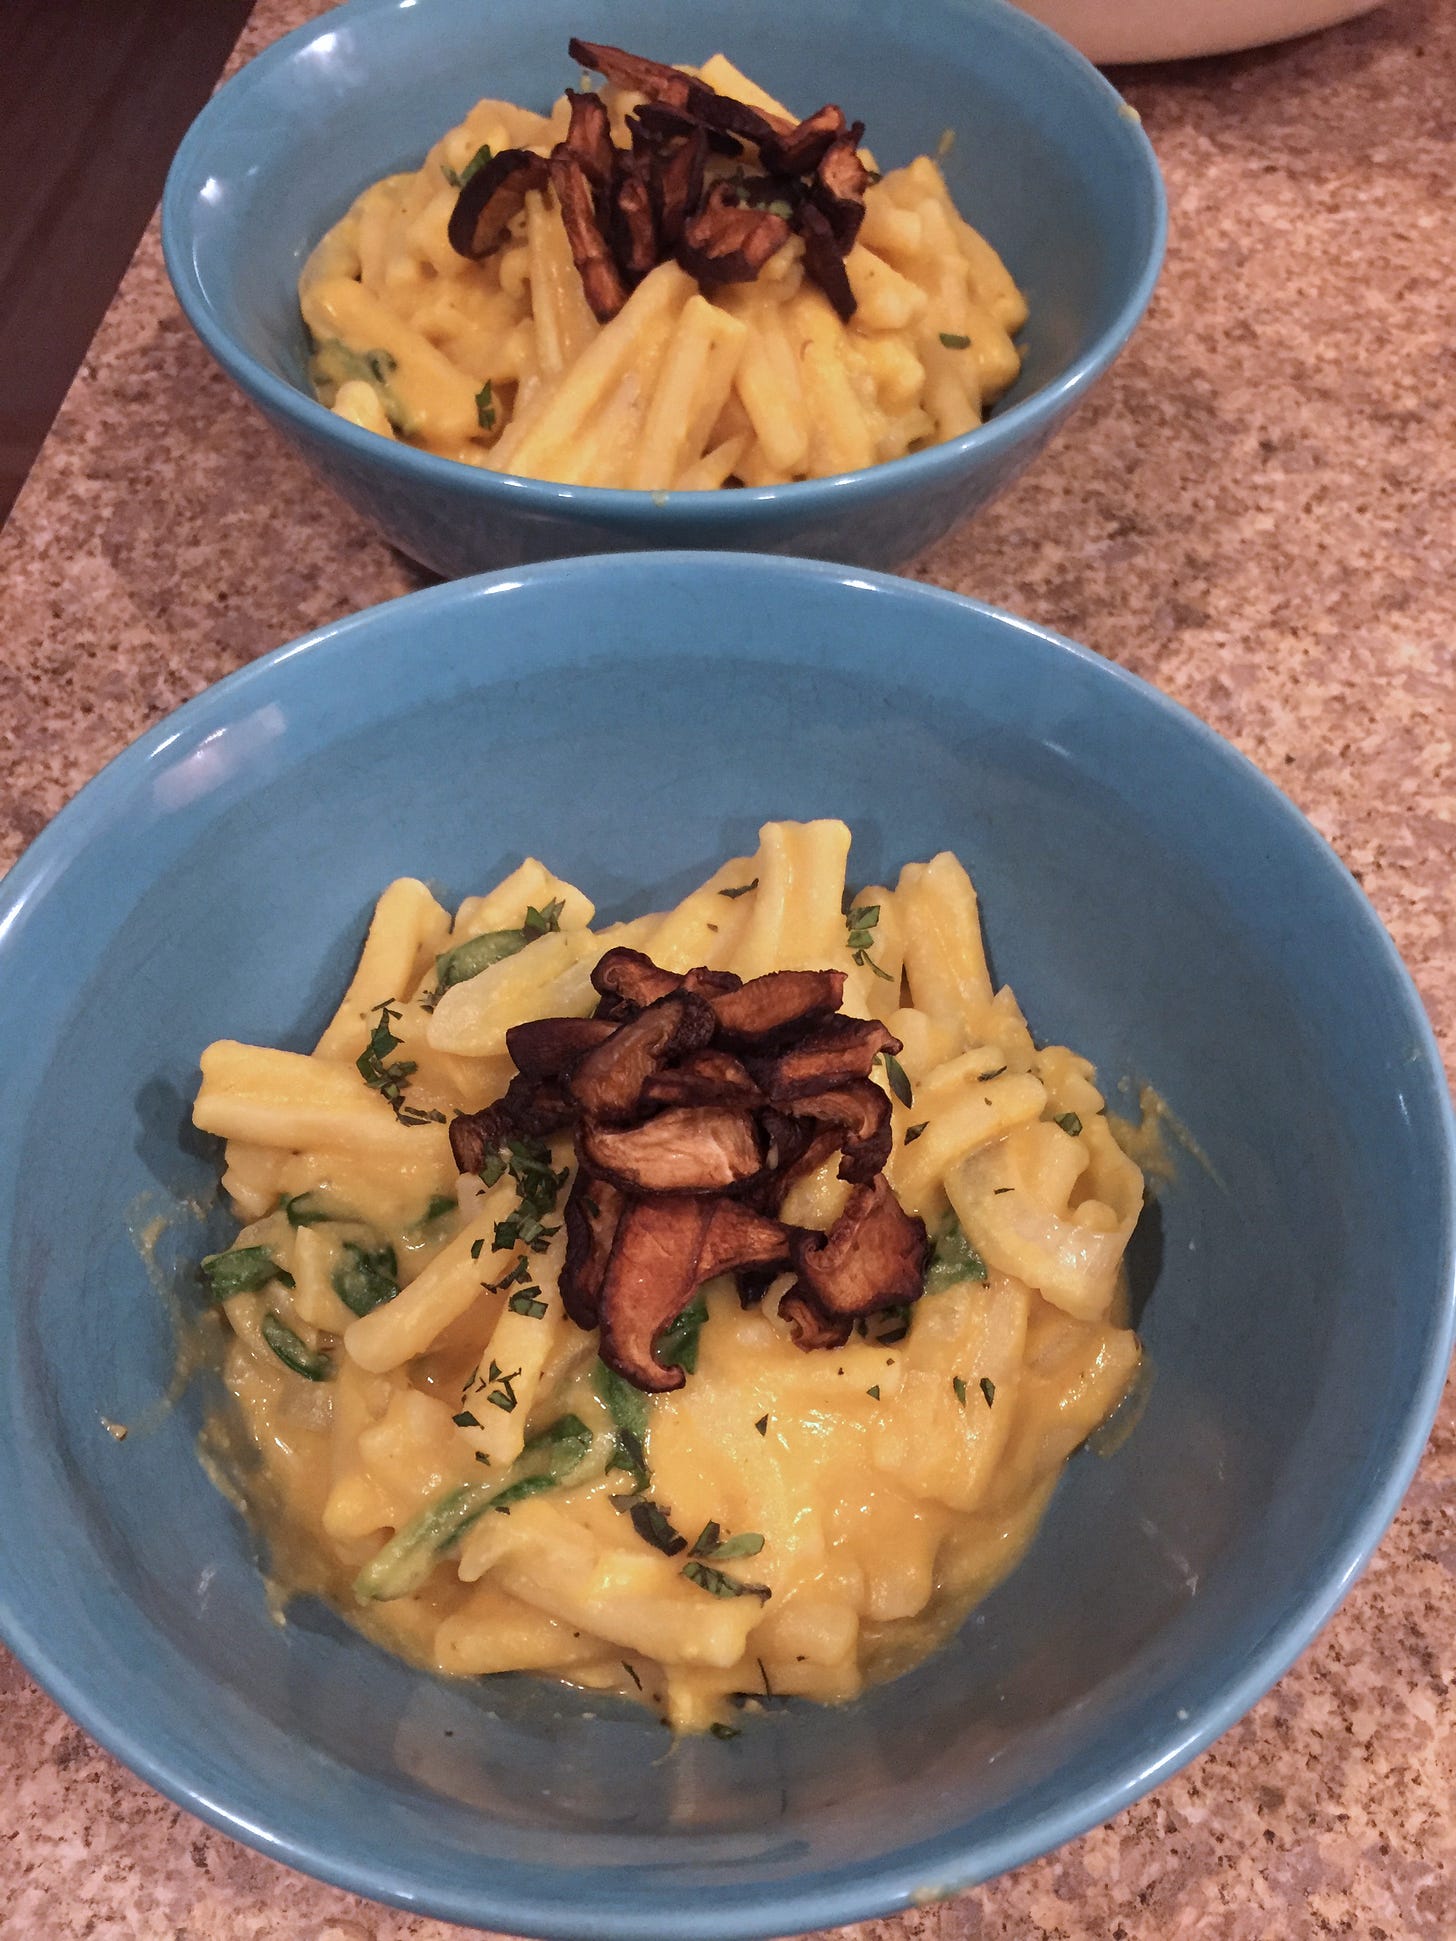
[718,878,758,899]
[413,1194,458,1230]
[754,1414,769,1437]
[861,1303,912,1345]
[475,379,496,431]
[332,1240,399,1317]
[622,1660,643,1691]
[434,900,563,997]
[682,1560,771,1601]
[489,1256,533,1289]
[442,142,493,189]
[980,1377,997,1408]
[924,1214,988,1294]
[595,1360,652,1493]
[1055,1111,1084,1137]
[866,1384,881,1400]
[484,1361,522,1413]
[939,331,971,349]
[261,1311,330,1380]
[478,1150,507,1188]
[655,1290,708,1375]
[994,1186,1014,1195]
[452,1409,481,1429]
[879,1049,914,1107]
[357,1002,444,1125]
[508,1290,549,1317]
[977,1065,1008,1082]
[905,1121,928,1144]
[845,903,894,982]
[354,1413,592,1600]
[690,1522,765,1561]
[470,1237,486,1259]
[709,1721,741,1740]
[953,1375,968,1406]
[485,1137,569,1254]
[201,1245,293,1299]
[281,1192,335,1228]
[630,1500,687,1556]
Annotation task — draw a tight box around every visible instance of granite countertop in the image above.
[3,1,1453,1934]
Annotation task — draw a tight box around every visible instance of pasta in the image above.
[193,822,1142,1733]
[298,48,1028,490]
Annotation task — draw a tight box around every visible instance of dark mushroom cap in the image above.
[789,1176,928,1316]
[447,148,550,260]
[582,1104,764,1194]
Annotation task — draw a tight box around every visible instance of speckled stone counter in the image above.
[2,1,1453,1935]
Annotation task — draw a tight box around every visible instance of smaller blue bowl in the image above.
[162,0,1165,578]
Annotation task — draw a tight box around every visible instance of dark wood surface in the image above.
[0,0,254,526]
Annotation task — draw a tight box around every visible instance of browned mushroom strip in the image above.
[447,148,551,260]
[582,1105,764,1194]
[597,1195,715,1391]
[780,1077,893,1184]
[797,200,857,322]
[560,1169,624,1328]
[568,37,694,111]
[760,103,847,176]
[550,149,630,320]
[708,967,846,1044]
[591,946,685,1010]
[790,1175,928,1316]
[642,1048,762,1109]
[752,1015,901,1100]
[568,995,714,1122]
[678,183,791,286]
[631,101,742,159]
[655,127,709,246]
[612,156,660,281]
[779,1288,852,1351]
[450,1072,573,1170]
[697,1198,797,1282]
[812,128,873,252]
[505,1015,617,1076]
[562,88,616,195]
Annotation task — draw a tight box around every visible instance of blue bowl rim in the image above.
[159,0,1167,526]
[1,553,1451,1938]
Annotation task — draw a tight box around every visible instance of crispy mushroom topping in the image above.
[450,40,873,318]
[453,941,929,1387]
[789,1176,928,1317]
[447,147,551,259]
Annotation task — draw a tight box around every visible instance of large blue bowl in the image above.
[161,0,1164,578]
[0,557,1450,1938]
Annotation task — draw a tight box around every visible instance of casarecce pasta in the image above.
[193,822,1142,1733]
[299,54,1028,490]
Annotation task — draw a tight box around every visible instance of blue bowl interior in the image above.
[1,557,1450,1940]
[173,0,1160,447]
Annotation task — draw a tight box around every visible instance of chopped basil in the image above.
[201,1245,293,1299]
[595,1360,652,1493]
[939,331,971,349]
[980,1377,996,1408]
[862,1304,911,1345]
[281,1192,335,1228]
[452,1409,481,1429]
[434,900,563,996]
[718,879,758,899]
[978,1065,1008,1082]
[879,1050,913,1107]
[483,1360,522,1413]
[905,1122,927,1144]
[490,1256,533,1289]
[475,379,496,431]
[261,1311,330,1380]
[413,1194,458,1230]
[487,1137,569,1254]
[622,1660,643,1691]
[1055,1111,1084,1137]
[709,1721,741,1740]
[442,142,493,189]
[846,903,894,982]
[924,1214,988,1294]
[357,1001,443,1125]
[354,1413,592,1600]
[470,1237,486,1259]
[754,1414,769,1437]
[508,1290,548,1317]
[332,1239,399,1317]
[953,1375,968,1406]
[655,1290,708,1375]
[866,1384,881,1400]
[690,1522,765,1561]
[682,1560,771,1601]
[630,1500,686,1556]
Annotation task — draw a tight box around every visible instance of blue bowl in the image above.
[1,556,1449,1938]
[161,0,1165,578]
